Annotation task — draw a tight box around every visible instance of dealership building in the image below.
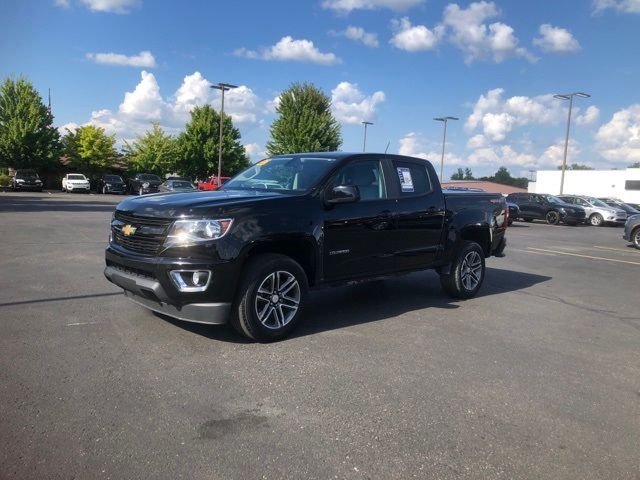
[528,167,640,203]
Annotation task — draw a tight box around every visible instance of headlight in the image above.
[164,218,233,247]
[142,182,150,188]
[559,208,566,214]
[106,183,112,187]
[16,179,25,183]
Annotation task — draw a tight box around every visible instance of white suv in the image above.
[62,173,90,193]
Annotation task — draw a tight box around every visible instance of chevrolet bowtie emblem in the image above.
[122,224,137,236]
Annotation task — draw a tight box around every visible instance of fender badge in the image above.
[122,224,137,236]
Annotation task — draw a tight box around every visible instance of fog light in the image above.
[169,270,211,292]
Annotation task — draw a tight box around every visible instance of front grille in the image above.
[112,211,173,255]
[106,260,155,279]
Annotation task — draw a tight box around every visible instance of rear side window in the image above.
[392,161,432,197]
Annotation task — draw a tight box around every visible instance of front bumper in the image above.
[560,211,586,224]
[67,184,90,192]
[105,185,127,193]
[104,265,230,324]
[14,183,43,190]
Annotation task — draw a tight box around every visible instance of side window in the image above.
[333,160,387,201]
[392,161,432,197]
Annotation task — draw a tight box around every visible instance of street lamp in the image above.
[362,121,373,152]
[434,116,459,180]
[210,82,238,182]
[553,92,590,194]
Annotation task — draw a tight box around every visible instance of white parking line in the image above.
[528,247,640,265]
[66,321,101,326]
[592,245,636,254]
[510,248,557,257]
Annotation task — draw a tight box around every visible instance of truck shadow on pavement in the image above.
[159,267,551,343]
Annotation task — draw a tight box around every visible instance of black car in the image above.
[11,169,43,192]
[128,173,162,195]
[158,179,197,193]
[97,174,127,195]
[598,198,640,216]
[506,192,586,225]
[105,152,508,341]
[506,202,519,226]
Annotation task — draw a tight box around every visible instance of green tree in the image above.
[464,168,475,180]
[557,163,594,170]
[451,168,464,180]
[177,105,249,179]
[479,166,528,188]
[266,82,342,155]
[124,123,178,175]
[62,125,117,177]
[0,76,60,171]
[628,162,640,168]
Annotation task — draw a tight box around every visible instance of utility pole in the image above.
[210,83,238,182]
[434,116,459,180]
[553,92,590,194]
[362,121,373,152]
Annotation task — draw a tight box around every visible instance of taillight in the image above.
[504,205,509,227]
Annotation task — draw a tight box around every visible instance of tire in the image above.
[102,186,107,194]
[138,187,143,196]
[508,219,513,226]
[231,254,308,342]
[546,210,560,225]
[589,213,604,227]
[440,241,486,300]
[523,217,534,223]
[632,227,640,250]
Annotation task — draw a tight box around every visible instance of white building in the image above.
[529,168,640,203]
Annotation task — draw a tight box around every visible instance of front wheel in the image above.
[102,186,107,194]
[589,213,604,226]
[546,210,560,225]
[440,241,486,299]
[232,254,308,342]
[138,187,144,196]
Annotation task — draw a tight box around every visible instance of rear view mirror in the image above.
[326,185,360,204]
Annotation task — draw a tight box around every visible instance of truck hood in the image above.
[116,189,288,218]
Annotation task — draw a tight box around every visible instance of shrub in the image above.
[0,174,11,187]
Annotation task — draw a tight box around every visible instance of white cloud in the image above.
[533,24,580,53]
[235,36,340,65]
[442,1,535,63]
[465,88,564,142]
[595,104,640,163]
[86,51,157,68]
[58,122,79,135]
[576,105,600,126]
[593,0,640,13]
[398,132,464,167]
[244,143,265,161]
[62,71,267,141]
[55,0,140,13]
[536,140,582,168]
[330,26,379,47]
[331,82,385,124]
[390,17,444,51]
[322,0,424,13]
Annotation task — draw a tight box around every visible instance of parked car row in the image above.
[60,173,199,195]
[506,193,638,227]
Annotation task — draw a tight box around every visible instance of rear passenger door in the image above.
[518,194,536,218]
[389,157,445,269]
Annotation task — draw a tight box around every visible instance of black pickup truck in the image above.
[105,153,507,341]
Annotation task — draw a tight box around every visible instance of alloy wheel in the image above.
[546,211,559,225]
[460,251,482,291]
[254,270,301,329]
[590,214,603,226]
[634,229,640,249]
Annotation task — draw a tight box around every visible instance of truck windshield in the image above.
[222,156,338,192]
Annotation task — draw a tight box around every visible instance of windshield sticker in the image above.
[397,167,414,192]
[256,159,270,166]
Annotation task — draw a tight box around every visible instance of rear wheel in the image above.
[232,254,308,342]
[546,210,560,225]
[589,213,604,226]
[440,241,486,299]
[632,228,640,250]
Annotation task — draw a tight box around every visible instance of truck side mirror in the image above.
[326,185,360,204]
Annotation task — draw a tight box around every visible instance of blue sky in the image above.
[1,0,639,178]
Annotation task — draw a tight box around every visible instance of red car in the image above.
[196,175,230,191]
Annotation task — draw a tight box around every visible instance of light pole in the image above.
[553,92,590,194]
[434,116,458,180]
[210,82,238,182]
[362,121,373,152]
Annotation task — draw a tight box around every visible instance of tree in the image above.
[0,76,60,171]
[479,166,528,189]
[177,105,249,179]
[464,168,475,180]
[629,162,640,168]
[124,123,178,175]
[62,125,117,177]
[556,163,594,170]
[451,168,464,180]
[266,82,342,155]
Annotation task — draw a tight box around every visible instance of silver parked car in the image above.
[558,195,627,226]
[623,214,640,249]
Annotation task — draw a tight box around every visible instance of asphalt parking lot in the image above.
[1,191,638,480]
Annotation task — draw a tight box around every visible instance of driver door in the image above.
[322,158,397,281]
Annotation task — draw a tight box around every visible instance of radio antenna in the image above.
[384,141,390,154]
